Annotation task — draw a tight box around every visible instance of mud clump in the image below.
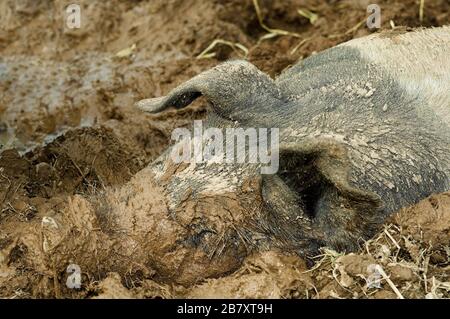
[0,126,141,211]
[26,126,142,194]
[0,0,449,298]
[183,250,313,299]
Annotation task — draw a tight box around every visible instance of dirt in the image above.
[0,0,449,299]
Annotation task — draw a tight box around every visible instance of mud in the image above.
[0,0,449,298]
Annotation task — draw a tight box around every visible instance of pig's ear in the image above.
[135,89,203,113]
[135,60,281,119]
[134,62,228,114]
[262,138,383,251]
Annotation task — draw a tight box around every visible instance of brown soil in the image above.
[0,0,449,299]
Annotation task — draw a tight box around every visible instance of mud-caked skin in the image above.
[137,27,450,257]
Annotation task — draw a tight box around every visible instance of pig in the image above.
[136,26,450,263]
[4,27,448,289]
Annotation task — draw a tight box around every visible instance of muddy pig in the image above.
[134,27,450,282]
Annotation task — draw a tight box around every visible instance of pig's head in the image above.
[135,60,383,284]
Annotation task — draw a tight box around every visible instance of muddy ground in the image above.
[0,0,449,299]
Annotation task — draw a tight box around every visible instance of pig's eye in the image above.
[171,92,203,110]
